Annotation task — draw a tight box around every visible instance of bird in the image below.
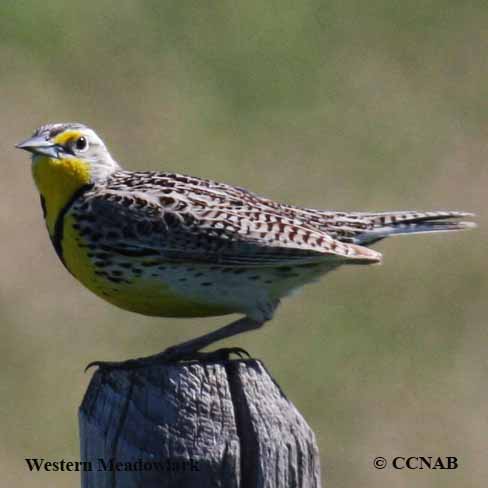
[16,122,476,367]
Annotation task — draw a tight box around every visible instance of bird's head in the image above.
[16,123,121,235]
[16,122,120,183]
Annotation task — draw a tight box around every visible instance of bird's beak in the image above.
[15,135,61,158]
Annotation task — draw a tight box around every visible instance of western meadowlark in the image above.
[17,123,475,366]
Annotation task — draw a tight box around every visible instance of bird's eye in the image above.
[75,136,88,151]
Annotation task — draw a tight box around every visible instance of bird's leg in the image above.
[161,316,264,361]
[86,316,265,371]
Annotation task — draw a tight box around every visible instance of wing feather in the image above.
[77,180,381,267]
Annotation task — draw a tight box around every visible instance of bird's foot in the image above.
[85,346,251,372]
[84,357,148,372]
[175,346,251,362]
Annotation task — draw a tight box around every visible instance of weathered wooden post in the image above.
[79,358,322,487]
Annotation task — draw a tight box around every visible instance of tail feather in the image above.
[354,211,476,245]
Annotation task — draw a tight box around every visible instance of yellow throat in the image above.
[32,156,92,236]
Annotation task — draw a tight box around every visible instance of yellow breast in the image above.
[32,155,91,236]
[32,155,233,317]
[61,214,233,318]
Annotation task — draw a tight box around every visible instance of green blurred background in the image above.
[1,1,486,486]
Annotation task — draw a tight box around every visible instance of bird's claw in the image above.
[84,358,144,372]
[186,347,251,362]
[84,346,251,372]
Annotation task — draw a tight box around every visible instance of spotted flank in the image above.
[19,122,476,325]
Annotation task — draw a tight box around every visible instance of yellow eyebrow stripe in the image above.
[52,130,82,146]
